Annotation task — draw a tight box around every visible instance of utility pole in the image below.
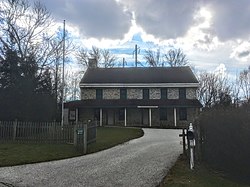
[61,20,66,128]
[135,44,138,67]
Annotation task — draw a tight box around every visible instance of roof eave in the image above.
[80,83,199,88]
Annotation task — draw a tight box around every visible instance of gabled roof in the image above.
[80,67,199,84]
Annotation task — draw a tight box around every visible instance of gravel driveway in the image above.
[0,128,182,187]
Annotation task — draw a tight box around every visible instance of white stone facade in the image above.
[127,88,143,99]
[103,88,120,99]
[167,88,179,99]
[150,88,161,99]
[186,88,197,99]
[81,88,96,100]
[81,87,197,100]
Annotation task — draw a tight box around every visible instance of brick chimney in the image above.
[88,58,97,68]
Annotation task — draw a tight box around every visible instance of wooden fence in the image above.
[0,121,97,145]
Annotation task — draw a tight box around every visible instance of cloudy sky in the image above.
[39,0,250,77]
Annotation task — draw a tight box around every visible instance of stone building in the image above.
[65,67,202,127]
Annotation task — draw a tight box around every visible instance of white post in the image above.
[124,108,127,127]
[149,108,152,127]
[188,123,195,170]
[174,108,177,127]
[190,147,194,170]
[100,108,103,126]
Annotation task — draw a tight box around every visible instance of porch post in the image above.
[76,108,79,124]
[124,108,127,127]
[100,108,103,126]
[174,108,177,127]
[149,108,152,127]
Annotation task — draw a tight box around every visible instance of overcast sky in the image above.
[38,0,250,77]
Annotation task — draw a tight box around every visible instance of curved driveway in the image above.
[0,129,182,187]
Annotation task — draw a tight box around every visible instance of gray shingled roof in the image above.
[80,67,198,84]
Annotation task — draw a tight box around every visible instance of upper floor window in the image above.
[179,88,186,99]
[143,89,149,99]
[96,89,103,100]
[120,88,127,99]
[161,88,168,99]
[179,108,187,120]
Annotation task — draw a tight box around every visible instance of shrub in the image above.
[199,105,250,182]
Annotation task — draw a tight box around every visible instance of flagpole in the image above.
[61,20,66,128]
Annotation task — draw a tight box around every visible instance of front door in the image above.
[107,110,114,125]
[142,109,149,125]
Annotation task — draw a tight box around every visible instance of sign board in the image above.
[69,110,76,121]
[77,129,83,135]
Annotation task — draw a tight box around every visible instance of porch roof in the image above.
[64,99,202,108]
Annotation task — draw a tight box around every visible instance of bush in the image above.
[199,105,250,182]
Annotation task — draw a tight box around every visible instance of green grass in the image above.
[87,127,143,153]
[0,127,143,167]
[160,155,250,187]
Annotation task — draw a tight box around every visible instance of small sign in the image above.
[77,129,83,135]
[69,110,76,121]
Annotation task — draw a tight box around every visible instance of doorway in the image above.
[142,109,149,125]
[107,109,114,125]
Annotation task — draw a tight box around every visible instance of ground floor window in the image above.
[119,109,125,121]
[179,108,187,120]
[160,108,168,120]
[94,108,100,120]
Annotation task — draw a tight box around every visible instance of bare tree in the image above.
[49,28,75,105]
[164,48,188,67]
[101,49,117,68]
[143,49,160,67]
[76,46,116,68]
[231,75,241,106]
[239,66,250,102]
[0,0,54,70]
[64,71,83,101]
[197,71,231,107]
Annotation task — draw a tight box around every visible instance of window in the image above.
[179,88,186,99]
[179,108,187,120]
[96,89,103,99]
[160,108,168,120]
[161,88,168,99]
[120,88,127,99]
[119,109,125,121]
[143,89,149,99]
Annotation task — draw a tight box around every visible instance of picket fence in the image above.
[0,121,97,145]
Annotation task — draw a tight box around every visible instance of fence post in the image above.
[13,119,17,141]
[83,123,87,154]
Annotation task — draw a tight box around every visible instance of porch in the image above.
[71,107,199,128]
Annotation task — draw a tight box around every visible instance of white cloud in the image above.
[204,0,250,41]
[121,0,200,39]
[230,41,250,62]
[40,0,132,39]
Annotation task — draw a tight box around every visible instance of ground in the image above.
[0,129,182,187]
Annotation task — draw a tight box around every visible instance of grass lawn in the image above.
[0,126,143,167]
[160,155,250,187]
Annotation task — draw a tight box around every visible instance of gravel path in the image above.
[0,129,182,187]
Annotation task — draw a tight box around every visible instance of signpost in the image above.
[179,123,196,170]
[187,123,195,170]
